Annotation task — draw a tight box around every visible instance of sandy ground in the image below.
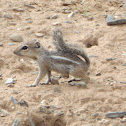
[0,0,126,126]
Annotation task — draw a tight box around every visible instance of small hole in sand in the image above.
[85,41,98,48]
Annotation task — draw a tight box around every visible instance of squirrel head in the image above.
[13,39,42,60]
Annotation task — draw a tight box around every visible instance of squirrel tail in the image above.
[52,28,90,68]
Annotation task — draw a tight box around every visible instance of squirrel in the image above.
[13,28,90,87]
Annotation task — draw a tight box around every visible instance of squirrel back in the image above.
[52,28,90,68]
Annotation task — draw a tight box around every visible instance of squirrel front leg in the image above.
[40,70,51,85]
[28,66,47,87]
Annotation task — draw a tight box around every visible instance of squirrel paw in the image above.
[27,83,38,87]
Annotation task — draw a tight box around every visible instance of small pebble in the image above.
[18,100,28,107]
[99,119,109,124]
[68,12,74,18]
[0,43,3,46]
[41,100,49,108]
[35,33,44,37]
[11,97,18,104]
[62,3,72,6]
[40,107,47,113]
[92,113,99,117]
[96,73,101,76]
[120,118,126,123]
[8,43,15,46]
[3,14,13,19]
[106,58,116,61]
[12,7,24,12]
[89,55,98,58]
[52,14,58,19]
[56,111,64,116]
[122,63,126,66]
[25,26,31,30]
[12,119,20,126]
[65,20,72,24]
[122,53,126,56]
[28,20,33,23]
[52,22,61,26]
[24,3,35,8]
[10,34,23,42]
[5,78,15,84]
[0,109,9,117]
[106,15,126,25]
[105,112,126,119]
[13,90,19,94]
[88,17,93,21]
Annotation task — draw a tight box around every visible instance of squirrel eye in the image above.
[22,46,28,50]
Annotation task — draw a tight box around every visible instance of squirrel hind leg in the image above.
[70,66,90,83]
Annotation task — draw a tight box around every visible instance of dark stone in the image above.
[105,112,126,119]
[106,16,126,25]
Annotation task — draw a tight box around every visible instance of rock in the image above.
[62,3,72,6]
[40,107,47,113]
[46,109,54,114]
[0,74,2,80]
[25,26,31,30]
[3,14,13,19]
[106,58,116,61]
[5,78,16,84]
[0,43,3,46]
[92,113,99,117]
[13,90,19,94]
[11,97,18,104]
[96,73,101,76]
[12,119,20,126]
[56,111,64,116]
[120,82,126,84]
[52,14,58,19]
[28,20,33,23]
[46,16,51,19]
[24,4,35,8]
[35,33,45,38]
[65,20,72,24]
[10,34,23,42]
[8,43,15,46]
[0,109,9,117]
[69,80,87,88]
[99,119,109,124]
[52,22,61,26]
[12,7,24,12]
[122,53,126,56]
[105,112,126,119]
[89,55,98,58]
[68,12,74,18]
[62,8,71,14]
[18,100,28,107]
[50,105,61,109]
[106,15,126,25]
[80,117,86,121]
[87,17,93,21]
[51,78,59,84]
[122,63,126,66]
[41,100,49,108]
[120,118,126,123]
[81,0,86,5]
[9,22,16,25]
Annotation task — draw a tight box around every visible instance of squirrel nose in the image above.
[13,50,21,56]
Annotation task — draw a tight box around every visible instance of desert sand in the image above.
[0,0,126,126]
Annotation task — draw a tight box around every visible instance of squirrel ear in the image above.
[35,42,40,48]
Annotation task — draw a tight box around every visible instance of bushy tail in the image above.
[52,28,90,68]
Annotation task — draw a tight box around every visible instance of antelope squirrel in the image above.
[13,28,90,87]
